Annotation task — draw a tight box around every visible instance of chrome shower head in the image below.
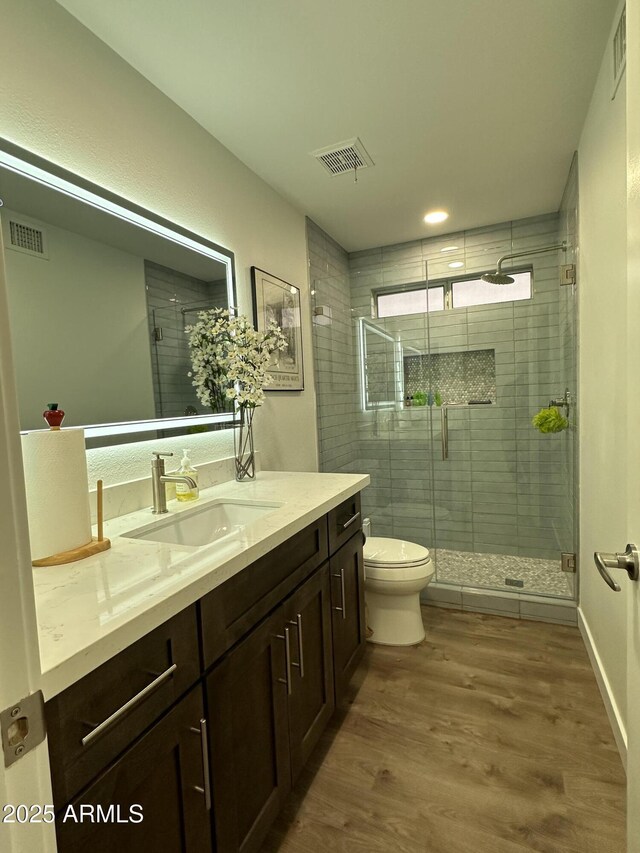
[483,242,567,287]
[481,271,515,285]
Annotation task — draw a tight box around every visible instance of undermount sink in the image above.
[123,499,282,547]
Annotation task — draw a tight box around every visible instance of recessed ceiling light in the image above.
[440,245,459,253]
[448,261,464,269]
[424,210,449,225]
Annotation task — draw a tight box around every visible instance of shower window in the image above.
[451,271,531,308]
[375,268,532,317]
[377,284,444,318]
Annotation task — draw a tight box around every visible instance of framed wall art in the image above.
[251,267,304,391]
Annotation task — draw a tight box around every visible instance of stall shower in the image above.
[309,160,578,618]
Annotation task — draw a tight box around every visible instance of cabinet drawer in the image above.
[200,516,328,669]
[55,686,211,853]
[327,492,362,555]
[46,606,200,808]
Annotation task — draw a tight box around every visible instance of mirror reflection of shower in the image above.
[357,318,405,412]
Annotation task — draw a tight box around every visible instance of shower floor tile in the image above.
[435,549,573,597]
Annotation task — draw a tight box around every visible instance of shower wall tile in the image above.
[307,219,356,475]
[423,585,463,607]
[519,599,577,624]
[461,589,520,614]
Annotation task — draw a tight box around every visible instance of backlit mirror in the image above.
[0,140,237,446]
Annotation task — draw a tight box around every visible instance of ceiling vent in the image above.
[311,138,374,176]
[612,4,626,99]
[4,217,48,259]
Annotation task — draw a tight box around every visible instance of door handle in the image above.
[190,718,212,811]
[288,614,305,678]
[342,512,361,530]
[594,543,640,592]
[441,406,449,461]
[332,567,347,620]
[81,663,177,746]
[276,627,293,695]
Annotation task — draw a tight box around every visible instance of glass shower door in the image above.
[424,226,577,601]
[311,263,439,554]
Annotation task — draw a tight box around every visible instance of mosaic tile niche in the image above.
[403,349,496,404]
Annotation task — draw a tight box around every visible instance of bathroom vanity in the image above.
[35,472,368,853]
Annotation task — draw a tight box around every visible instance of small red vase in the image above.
[43,403,65,430]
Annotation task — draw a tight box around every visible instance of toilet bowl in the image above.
[364,536,434,646]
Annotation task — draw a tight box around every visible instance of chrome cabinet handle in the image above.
[342,512,361,530]
[288,613,305,678]
[441,406,449,461]
[81,663,178,747]
[332,567,347,620]
[191,718,212,811]
[276,627,293,695]
[594,543,640,592]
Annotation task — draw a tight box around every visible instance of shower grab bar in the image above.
[441,407,449,461]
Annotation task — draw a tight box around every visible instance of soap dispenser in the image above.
[176,449,199,502]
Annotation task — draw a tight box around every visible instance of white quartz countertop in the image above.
[34,470,369,700]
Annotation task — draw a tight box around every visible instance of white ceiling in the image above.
[56,0,618,252]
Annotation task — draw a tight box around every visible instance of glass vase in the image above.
[234,406,256,481]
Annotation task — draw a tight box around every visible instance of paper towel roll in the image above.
[21,429,92,562]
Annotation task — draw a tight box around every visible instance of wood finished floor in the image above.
[261,608,626,853]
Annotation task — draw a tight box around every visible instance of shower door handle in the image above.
[594,543,640,592]
[441,407,449,461]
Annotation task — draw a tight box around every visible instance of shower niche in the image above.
[403,349,496,406]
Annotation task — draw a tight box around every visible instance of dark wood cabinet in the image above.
[286,563,335,782]
[206,607,292,853]
[49,494,365,853]
[205,564,335,853]
[330,529,366,706]
[55,686,212,853]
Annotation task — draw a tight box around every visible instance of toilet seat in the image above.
[364,536,430,567]
[364,536,433,582]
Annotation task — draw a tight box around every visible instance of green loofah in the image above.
[532,406,568,433]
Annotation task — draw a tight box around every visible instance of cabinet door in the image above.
[330,531,366,706]
[206,608,291,853]
[286,563,335,781]
[47,606,200,808]
[55,687,212,853]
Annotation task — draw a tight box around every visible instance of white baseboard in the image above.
[577,607,627,770]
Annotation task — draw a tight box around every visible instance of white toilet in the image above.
[364,534,434,646]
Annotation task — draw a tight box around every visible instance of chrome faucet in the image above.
[151,452,198,514]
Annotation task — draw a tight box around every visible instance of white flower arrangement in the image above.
[186,308,287,413]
